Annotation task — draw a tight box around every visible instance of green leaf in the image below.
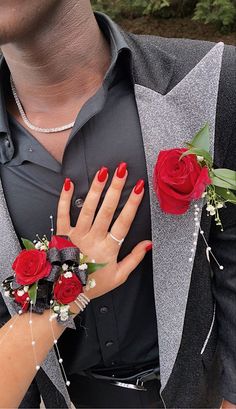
[213,169,236,187]
[28,282,38,305]
[180,147,212,164]
[212,176,236,189]
[189,123,210,152]
[86,262,107,275]
[215,186,236,204]
[21,238,35,250]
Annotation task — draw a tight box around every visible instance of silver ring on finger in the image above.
[109,232,125,246]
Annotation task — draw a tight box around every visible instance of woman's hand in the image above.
[56,163,152,303]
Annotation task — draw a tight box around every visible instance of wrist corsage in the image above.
[2,233,105,324]
[1,228,106,386]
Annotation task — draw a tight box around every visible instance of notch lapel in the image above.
[133,42,224,391]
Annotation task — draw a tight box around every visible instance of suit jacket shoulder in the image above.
[121,29,236,225]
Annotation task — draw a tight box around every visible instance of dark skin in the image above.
[1,0,111,163]
[0,2,234,407]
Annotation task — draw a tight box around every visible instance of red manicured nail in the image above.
[98,167,108,182]
[145,243,153,252]
[116,162,127,178]
[134,179,145,194]
[64,178,71,192]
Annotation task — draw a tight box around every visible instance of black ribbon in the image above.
[46,246,88,285]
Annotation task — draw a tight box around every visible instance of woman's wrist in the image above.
[69,291,91,315]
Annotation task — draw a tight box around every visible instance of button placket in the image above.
[91,294,121,366]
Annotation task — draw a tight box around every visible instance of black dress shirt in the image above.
[0,13,159,376]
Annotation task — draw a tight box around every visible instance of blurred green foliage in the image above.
[92,0,236,31]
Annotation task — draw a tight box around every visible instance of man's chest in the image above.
[0,80,151,244]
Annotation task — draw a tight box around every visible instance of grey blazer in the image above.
[0,13,235,408]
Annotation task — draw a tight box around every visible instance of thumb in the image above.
[117,240,153,283]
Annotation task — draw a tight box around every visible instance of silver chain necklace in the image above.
[10,75,75,133]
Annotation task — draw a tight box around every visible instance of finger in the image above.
[115,240,152,285]
[108,179,145,245]
[91,162,128,237]
[56,178,74,235]
[75,167,109,235]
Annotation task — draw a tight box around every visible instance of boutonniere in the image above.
[153,123,236,270]
[153,123,236,230]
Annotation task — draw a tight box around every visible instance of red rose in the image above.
[54,273,82,304]
[49,235,77,250]
[12,250,51,285]
[14,290,30,312]
[153,148,211,215]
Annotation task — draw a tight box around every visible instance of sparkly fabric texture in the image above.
[134,42,224,391]
[0,182,72,407]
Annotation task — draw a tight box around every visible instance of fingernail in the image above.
[116,162,127,178]
[64,178,71,192]
[98,166,108,183]
[134,179,145,194]
[145,243,153,252]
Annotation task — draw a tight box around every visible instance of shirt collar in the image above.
[0,12,132,164]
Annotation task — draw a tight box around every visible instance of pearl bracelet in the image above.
[73,292,90,312]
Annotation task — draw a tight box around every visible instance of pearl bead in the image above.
[32,341,36,346]
[29,320,32,325]
[54,339,57,344]
[59,358,63,363]
[207,247,211,251]
[189,258,193,262]
[220,266,224,270]
[9,324,13,329]
[200,230,204,235]
[36,365,40,371]
[18,310,23,315]
[66,381,70,386]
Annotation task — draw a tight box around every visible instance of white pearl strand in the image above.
[48,306,71,387]
[190,204,224,270]
[10,76,75,134]
[29,300,41,371]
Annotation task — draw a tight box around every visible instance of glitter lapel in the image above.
[134,42,224,391]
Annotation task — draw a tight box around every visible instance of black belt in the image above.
[78,366,160,392]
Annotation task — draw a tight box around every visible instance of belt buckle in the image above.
[112,378,147,392]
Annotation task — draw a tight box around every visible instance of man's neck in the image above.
[1,2,111,116]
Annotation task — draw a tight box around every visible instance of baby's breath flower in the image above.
[216,202,224,209]
[79,263,88,271]
[64,271,73,278]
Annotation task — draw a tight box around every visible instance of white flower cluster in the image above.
[206,202,224,216]
[52,303,70,321]
[4,285,29,298]
[34,239,49,251]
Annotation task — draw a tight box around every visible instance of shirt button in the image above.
[105,341,114,348]
[4,138,10,148]
[100,306,109,314]
[74,198,84,208]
